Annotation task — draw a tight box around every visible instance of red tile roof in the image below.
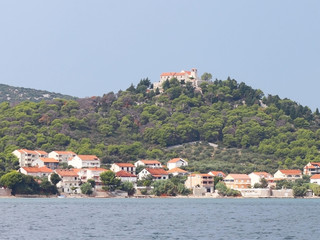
[39,158,59,163]
[22,166,53,173]
[78,155,100,161]
[146,168,168,176]
[208,171,226,177]
[251,172,272,178]
[140,160,161,165]
[310,174,320,179]
[227,174,251,180]
[17,149,37,155]
[52,151,76,155]
[167,167,188,174]
[114,163,135,168]
[279,169,302,175]
[55,169,79,177]
[160,71,191,77]
[116,170,137,177]
[35,150,48,155]
[168,158,186,163]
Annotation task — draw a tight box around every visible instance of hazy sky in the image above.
[0,1,319,110]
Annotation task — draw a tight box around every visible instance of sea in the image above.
[0,198,318,240]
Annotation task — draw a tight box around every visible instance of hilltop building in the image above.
[303,162,320,175]
[153,68,202,91]
[167,158,188,170]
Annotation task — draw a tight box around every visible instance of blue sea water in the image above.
[0,198,318,240]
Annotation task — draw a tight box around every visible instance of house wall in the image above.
[48,152,76,163]
[311,179,320,185]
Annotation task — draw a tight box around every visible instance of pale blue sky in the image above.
[0,1,319,110]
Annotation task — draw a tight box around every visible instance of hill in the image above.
[0,77,319,176]
[0,83,76,103]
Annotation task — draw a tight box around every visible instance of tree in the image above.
[81,182,93,195]
[40,179,58,195]
[120,181,135,195]
[50,173,61,185]
[0,171,23,189]
[293,185,307,197]
[87,179,96,188]
[201,72,212,81]
[100,170,121,191]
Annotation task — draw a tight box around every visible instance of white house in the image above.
[248,172,273,187]
[310,174,320,185]
[32,157,59,170]
[110,163,136,175]
[48,151,77,163]
[167,158,188,170]
[138,168,169,180]
[116,170,137,183]
[274,169,302,181]
[54,169,81,193]
[153,68,202,90]
[68,155,100,169]
[135,160,162,169]
[167,167,189,176]
[19,166,53,178]
[13,149,48,167]
[77,167,108,186]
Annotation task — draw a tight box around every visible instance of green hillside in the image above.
[0,77,319,176]
[0,83,76,103]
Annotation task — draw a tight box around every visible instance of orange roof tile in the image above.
[55,169,79,177]
[52,151,76,155]
[209,171,226,177]
[279,169,302,175]
[78,155,100,161]
[251,172,272,178]
[146,168,168,176]
[116,170,137,177]
[17,149,38,155]
[160,71,191,77]
[140,160,161,165]
[39,158,59,163]
[22,166,53,173]
[167,167,188,174]
[114,163,135,168]
[310,174,320,179]
[168,158,187,163]
[227,174,251,180]
[35,150,48,155]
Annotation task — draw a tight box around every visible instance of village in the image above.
[0,148,319,198]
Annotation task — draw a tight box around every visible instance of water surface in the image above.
[0,198,318,240]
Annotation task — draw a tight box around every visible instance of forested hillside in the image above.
[0,83,75,103]
[1,77,320,176]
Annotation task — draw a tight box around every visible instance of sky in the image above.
[0,1,320,110]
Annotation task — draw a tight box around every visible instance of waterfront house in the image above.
[167,167,189,176]
[273,169,302,181]
[138,168,169,180]
[208,171,226,178]
[48,151,77,163]
[185,174,214,193]
[135,160,162,169]
[19,166,53,178]
[53,169,81,193]
[303,162,320,175]
[167,158,188,170]
[224,174,251,189]
[68,155,100,169]
[13,149,48,167]
[78,167,108,182]
[116,170,137,183]
[32,157,59,170]
[310,174,320,185]
[248,172,274,187]
[110,163,136,175]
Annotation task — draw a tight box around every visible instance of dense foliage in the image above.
[1,77,320,175]
[0,83,75,103]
